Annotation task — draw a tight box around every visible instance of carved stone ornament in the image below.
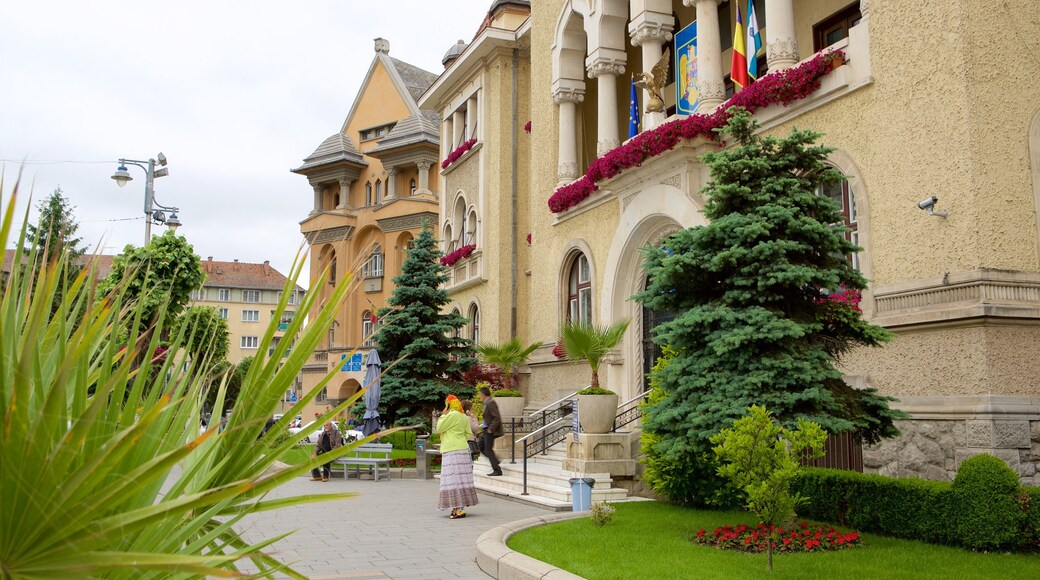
[767,37,799,66]
[416,161,433,171]
[586,60,626,79]
[376,211,440,233]
[860,0,870,18]
[558,161,580,180]
[652,225,682,247]
[630,23,673,47]
[661,174,681,189]
[305,226,355,244]
[597,138,621,156]
[552,88,585,105]
[698,78,726,102]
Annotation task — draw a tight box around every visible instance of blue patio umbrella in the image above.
[361,349,382,437]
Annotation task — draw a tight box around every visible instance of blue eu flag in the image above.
[628,75,640,139]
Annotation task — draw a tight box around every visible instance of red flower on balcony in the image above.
[524,120,532,134]
[548,51,845,214]
[440,244,476,267]
[441,138,478,170]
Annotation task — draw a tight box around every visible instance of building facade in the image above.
[293,38,442,422]
[422,0,1040,484]
[191,258,305,368]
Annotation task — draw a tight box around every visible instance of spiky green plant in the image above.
[475,338,542,390]
[559,320,630,390]
[0,177,382,578]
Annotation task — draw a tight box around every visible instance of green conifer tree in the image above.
[371,224,474,423]
[636,108,904,505]
[24,187,86,263]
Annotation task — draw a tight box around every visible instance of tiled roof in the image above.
[3,249,115,280]
[293,132,367,173]
[369,110,441,153]
[388,57,439,102]
[201,259,303,292]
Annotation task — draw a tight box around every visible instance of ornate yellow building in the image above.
[293,38,442,421]
[422,0,1040,485]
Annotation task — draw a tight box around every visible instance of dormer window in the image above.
[360,123,396,142]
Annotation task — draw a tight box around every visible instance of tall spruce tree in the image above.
[636,108,904,505]
[24,187,86,262]
[371,224,474,423]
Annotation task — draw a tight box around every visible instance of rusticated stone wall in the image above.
[864,418,1040,486]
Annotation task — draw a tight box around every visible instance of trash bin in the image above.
[569,477,596,512]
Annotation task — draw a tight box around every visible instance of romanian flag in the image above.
[746,0,763,81]
[628,75,640,138]
[730,4,751,91]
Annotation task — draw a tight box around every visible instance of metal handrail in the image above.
[617,389,651,410]
[612,388,651,432]
[528,390,580,417]
[516,416,567,443]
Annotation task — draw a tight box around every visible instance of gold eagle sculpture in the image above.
[634,50,671,114]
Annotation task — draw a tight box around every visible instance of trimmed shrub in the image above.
[492,389,522,397]
[383,430,417,451]
[793,468,954,546]
[952,454,1025,550]
[1023,487,1040,549]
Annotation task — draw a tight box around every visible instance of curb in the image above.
[476,512,589,580]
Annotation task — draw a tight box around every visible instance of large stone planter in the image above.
[577,393,619,434]
[494,396,525,421]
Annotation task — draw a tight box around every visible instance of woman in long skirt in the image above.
[436,394,479,519]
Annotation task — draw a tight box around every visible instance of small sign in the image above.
[341,352,364,372]
[572,399,580,441]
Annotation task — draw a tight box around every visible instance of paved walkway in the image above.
[237,473,552,579]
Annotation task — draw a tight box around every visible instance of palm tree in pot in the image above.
[476,337,542,418]
[560,319,630,433]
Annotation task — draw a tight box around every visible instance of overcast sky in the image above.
[1,1,491,287]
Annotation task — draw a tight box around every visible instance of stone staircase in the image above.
[472,437,630,510]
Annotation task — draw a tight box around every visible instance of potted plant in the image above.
[476,337,541,416]
[560,319,630,434]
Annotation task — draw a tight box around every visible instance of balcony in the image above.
[445,249,483,292]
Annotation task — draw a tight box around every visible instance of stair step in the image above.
[473,472,629,502]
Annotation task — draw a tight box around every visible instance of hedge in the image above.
[792,459,1039,551]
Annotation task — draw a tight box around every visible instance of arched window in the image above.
[363,243,384,278]
[469,304,480,343]
[567,253,592,324]
[409,178,417,194]
[466,209,477,246]
[451,308,462,339]
[375,180,383,205]
[361,310,375,345]
[818,171,860,270]
[328,322,336,348]
[365,182,373,206]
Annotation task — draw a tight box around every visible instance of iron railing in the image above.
[612,389,650,432]
[516,408,575,496]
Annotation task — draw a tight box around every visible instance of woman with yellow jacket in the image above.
[436,395,479,519]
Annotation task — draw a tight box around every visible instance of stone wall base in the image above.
[564,433,636,476]
[863,396,1040,486]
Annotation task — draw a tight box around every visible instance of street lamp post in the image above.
[111,153,182,244]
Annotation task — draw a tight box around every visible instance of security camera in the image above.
[917,195,947,218]
[917,196,937,210]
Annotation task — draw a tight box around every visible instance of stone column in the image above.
[452,110,465,149]
[441,118,451,159]
[765,0,799,73]
[586,57,626,156]
[417,161,433,194]
[687,0,725,112]
[385,167,398,199]
[629,12,674,131]
[312,183,323,214]
[552,87,585,182]
[336,178,351,209]
[466,95,479,140]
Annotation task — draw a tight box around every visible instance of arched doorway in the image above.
[640,276,676,392]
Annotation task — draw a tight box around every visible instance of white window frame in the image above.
[243,290,261,303]
[242,309,260,323]
[217,288,230,302]
[241,336,259,349]
[218,308,228,320]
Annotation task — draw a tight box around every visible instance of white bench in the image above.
[332,443,393,481]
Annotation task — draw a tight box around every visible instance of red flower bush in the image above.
[551,339,566,359]
[440,244,476,267]
[694,521,861,554]
[548,51,845,214]
[818,286,862,312]
[441,138,478,170]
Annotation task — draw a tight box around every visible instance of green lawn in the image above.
[507,502,1040,580]
[280,447,416,466]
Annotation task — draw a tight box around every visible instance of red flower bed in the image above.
[440,244,476,267]
[548,51,845,214]
[389,456,441,468]
[695,521,861,554]
[441,138,478,170]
